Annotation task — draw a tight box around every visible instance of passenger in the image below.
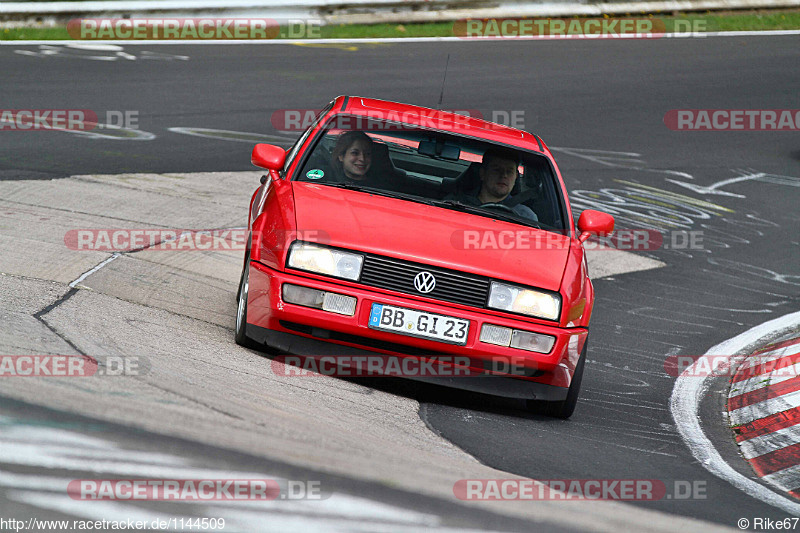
[452,147,538,221]
[331,131,374,182]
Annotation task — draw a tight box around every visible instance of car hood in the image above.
[291,182,570,291]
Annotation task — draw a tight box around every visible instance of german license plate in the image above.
[368,303,469,345]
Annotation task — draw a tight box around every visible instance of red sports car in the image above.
[236,96,613,418]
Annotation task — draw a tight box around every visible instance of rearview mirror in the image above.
[418,140,461,161]
[577,210,614,243]
[251,144,286,171]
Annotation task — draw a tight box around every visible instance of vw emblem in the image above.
[414,271,436,294]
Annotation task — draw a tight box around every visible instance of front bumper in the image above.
[246,261,588,399]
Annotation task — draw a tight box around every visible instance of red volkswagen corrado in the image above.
[236,96,613,418]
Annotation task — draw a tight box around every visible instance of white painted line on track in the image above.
[6,491,195,529]
[64,225,245,290]
[68,252,120,288]
[0,420,494,532]
[3,30,800,46]
[670,310,800,514]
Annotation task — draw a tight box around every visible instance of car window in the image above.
[281,101,334,177]
[294,115,566,231]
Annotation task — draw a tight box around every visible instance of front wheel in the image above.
[235,253,253,347]
[236,238,251,302]
[526,342,587,419]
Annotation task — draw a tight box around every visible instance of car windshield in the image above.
[292,114,567,231]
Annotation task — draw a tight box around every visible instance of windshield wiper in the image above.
[430,199,541,228]
[325,182,436,207]
[324,185,540,227]
[452,199,553,230]
[325,182,375,192]
[431,199,471,210]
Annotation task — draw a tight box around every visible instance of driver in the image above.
[451,148,538,221]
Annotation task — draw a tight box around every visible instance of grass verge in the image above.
[1,10,798,40]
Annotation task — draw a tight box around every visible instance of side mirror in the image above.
[577,210,614,243]
[251,144,286,171]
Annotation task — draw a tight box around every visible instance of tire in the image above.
[235,252,254,348]
[526,341,587,419]
[236,238,251,302]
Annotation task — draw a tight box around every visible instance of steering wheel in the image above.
[480,202,541,228]
[479,202,516,214]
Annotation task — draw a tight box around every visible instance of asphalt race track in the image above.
[1,35,799,531]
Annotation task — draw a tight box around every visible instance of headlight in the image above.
[287,242,364,281]
[488,281,561,321]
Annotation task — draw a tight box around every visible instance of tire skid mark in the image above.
[612,283,773,314]
[558,149,796,263]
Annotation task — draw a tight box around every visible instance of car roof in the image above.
[334,96,546,154]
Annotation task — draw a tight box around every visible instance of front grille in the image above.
[359,254,490,308]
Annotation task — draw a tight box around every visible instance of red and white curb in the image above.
[729,336,800,496]
[671,310,800,515]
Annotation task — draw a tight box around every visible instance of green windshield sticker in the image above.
[306,169,325,180]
